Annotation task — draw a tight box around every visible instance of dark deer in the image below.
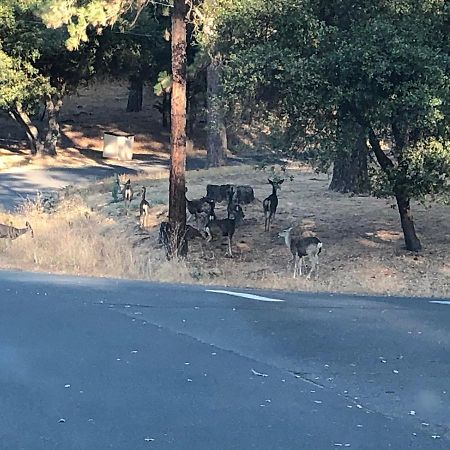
[205,204,245,257]
[263,178,284,231]
[139,186,150,228]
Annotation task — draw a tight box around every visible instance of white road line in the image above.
[206,289,285,303]
[429,301,450,305]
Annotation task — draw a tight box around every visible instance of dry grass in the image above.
[1,81,449,297]
[1,164,449,299]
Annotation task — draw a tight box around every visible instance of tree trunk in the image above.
[168,0,187,257]
[9,96,62,156]
[206,55,227,167]
[366,125,422,252]
[186,86,195,137]
[42,95,62,156]
[9,105,40,155]
[330,128,369,194]
[162,92,170,128]
[395,194,422,252]
[126,77,144,112]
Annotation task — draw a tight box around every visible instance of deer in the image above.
[185,188,216,226]
[0,222,34,244]
[278,227,322,279]
[122,179,133,205]
[139,186,150,228]
[263,178,284,231]
[205,204,245,257]
[227,186,239,219]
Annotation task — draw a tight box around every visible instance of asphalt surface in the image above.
[0,270,449,449]
[0,154,212,211]
[0,165,138,210]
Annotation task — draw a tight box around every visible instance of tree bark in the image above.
[395,194,422,251]
[42,95,62,156]
[330,129,370,194]
[9,95,62,156]
[168,0,187,257]
[206,55,227,167]
[126,77,144,112]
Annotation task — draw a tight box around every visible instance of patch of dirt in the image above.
[80,165,450,298]
[0,81,206,171]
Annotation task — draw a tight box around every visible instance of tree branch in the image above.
[367,127,394,172]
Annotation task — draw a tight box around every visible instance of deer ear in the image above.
[279,179,284,184]
[268,178,273,184]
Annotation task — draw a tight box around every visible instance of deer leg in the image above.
[306,255,316,280]
[314,255,320,279]
[293,255,297,278]
[227,235,233,257]
[298,256,303,276]
[205,227,212,243]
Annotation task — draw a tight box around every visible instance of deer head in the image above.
[268,178,284,191]
[25,221,34,238]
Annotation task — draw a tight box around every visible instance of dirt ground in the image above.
[0,81,206,170]
[1,82,449,298]
[107,166,450,298]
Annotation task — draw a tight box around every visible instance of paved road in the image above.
[0,165,139,211]
[0,270,449,449]
[0,154,210,211]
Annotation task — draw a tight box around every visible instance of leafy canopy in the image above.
[212,0,450,202]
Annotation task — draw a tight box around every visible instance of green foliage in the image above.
[153,70,172,95]
[371,140,450,203]
[211,0,450,203]
[36,0,124,50]
[94,6,171,84]
[0,3,51,112]
[0,0,100,115]
[0,48,50,111]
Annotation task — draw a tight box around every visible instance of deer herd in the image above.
[0,175,323,280]
[155,176,322,279]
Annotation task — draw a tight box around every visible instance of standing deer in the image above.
[263,178,284,231]
[122,179,133,214]
[139,186,150,228]
[278,227,322,279]
[205,204,245,257]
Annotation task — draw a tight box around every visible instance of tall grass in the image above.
[0,194,200,283]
